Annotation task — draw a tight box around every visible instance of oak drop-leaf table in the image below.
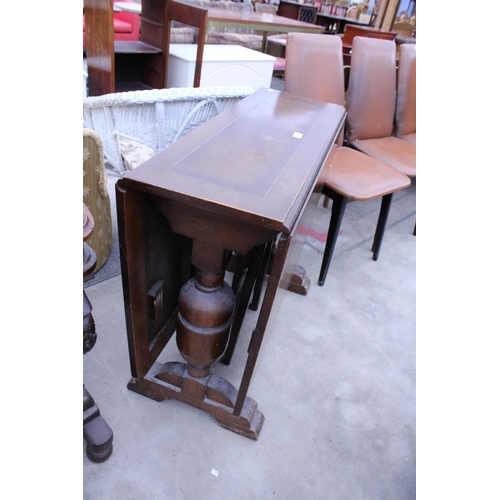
[116,88,345,439]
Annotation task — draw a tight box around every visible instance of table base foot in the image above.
[128,362,264,440]
[211,400,264,440]
[285,264,310,296]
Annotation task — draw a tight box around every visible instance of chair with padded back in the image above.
[346,6,358,18]
[341,24,398,87]
[395,43,416,145]
[346,37,416,179]
[392,21,415,38]
[297,4,319,24]
[83,129,112,272]
[394,42,416,235]
[285,33,411,286]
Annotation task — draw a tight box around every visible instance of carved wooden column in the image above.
[176,260,235,379]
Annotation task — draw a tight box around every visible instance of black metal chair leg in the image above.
[318,192,347,286]
[371,193,393,261]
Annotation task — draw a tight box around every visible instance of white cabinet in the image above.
[167,44,276,90]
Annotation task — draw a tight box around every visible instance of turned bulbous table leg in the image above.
[177,269,235,378]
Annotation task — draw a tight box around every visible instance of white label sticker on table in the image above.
[293,132,303,139]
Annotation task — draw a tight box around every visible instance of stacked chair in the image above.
[395,44,417,145]
[346,38,416,179]
[285,34,415,286]
[394,42,417,234]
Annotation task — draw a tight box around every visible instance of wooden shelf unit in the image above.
[85,0,206,96]
[84,0,169,96]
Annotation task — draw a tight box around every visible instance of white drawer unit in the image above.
[167,44,276,90]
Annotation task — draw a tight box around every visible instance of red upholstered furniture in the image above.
[83,0,140,49]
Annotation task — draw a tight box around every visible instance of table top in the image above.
[207,8,323,32]
[114,2,324,33]
[120,88,345,234]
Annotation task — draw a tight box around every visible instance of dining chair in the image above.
[167,0,208,87]
[346,6,358,18]
[285,33,411,286]
[340,24,398,87]
[392,21,415,38]
[395,43,416,145]
[346,37,416,178]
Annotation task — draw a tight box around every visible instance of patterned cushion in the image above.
[170,27,196,44]
[207,31,263,51]
[118,136,156,170]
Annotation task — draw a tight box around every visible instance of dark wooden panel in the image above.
[84,0,115,96]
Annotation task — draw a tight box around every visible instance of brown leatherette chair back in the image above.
[285,33,345,106]
[346,37,416,178]
[395,44,416,144]
[346,37,397,142]
[285,33,345,146]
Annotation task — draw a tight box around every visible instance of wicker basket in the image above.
[83,86,254,175]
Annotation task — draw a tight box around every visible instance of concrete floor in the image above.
[83,76,416,500]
